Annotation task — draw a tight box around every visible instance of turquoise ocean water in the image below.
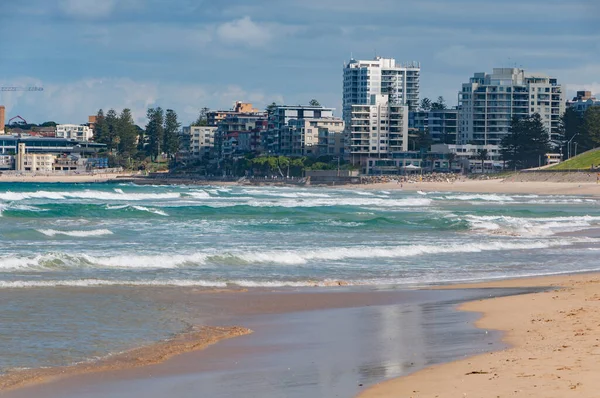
[0,182,599,373]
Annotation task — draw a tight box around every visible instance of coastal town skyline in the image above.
[0,0,598,125]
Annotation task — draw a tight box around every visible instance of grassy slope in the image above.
[547,149,600,170]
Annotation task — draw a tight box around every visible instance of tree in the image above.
[146,107,165,161]
[420,98,432,112]
[583,106,600,147]
[194,107,210,126]
[431,96,447,110]
[477,149,488,173]
[163,109,181,159]
[104,109,119,152]
[500,114,550,170]
[117,109,137,155]
[416,129,433,151]
[93,109,108,144]
[560,108,589,158]
[266,102,278,116]
[309,99,321,107]
[500,117,521,170]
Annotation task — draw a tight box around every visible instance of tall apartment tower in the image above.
[343,57,420,125]
[349,94,409,166]
[0,106,5,134]
[457,68,564,146]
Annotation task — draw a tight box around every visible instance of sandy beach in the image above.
[360,272,600,398]
[354,179,600,196]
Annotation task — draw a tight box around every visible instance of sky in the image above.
[0,0,598,126]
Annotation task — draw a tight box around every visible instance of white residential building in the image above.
[266,105,335,155]
[288,117,345,157]
[185,126,217,158]
[56,124,93,141]
[349,94,409,167]
[343,57,420,126]
[458,68,565,146]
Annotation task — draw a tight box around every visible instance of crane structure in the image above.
[0,86,44,92]
[8,115,28,125]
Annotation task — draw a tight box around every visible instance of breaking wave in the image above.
[0,190,181,201]
[0,239,590,271]
[464,215,600,236]
[37,229,114,238]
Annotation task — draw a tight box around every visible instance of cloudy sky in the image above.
[0,0,598,125]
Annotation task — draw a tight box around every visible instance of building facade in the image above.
[265,105,335,156]
[206,102,262,126]
[185,126,217,159]
[567,91,600,114]
[458,68,564,146]
[349,94,409,169]
[56,124,93,141]
[409,108,459,144]
[343,57,420,126]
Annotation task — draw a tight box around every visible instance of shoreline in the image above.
[360,272,600,397]
[2,174,600,196]
[0,272,591,396]
[0,326,251,392]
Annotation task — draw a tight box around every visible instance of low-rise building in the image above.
[56,124,93,141]
[432,143,503,173]
[206,102,263,126]
[567,91,600,114]
[0,154,12,169]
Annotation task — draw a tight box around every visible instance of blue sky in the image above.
[0,0,598,125]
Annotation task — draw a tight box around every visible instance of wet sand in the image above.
[360,272,600,398]
[0,287,538,398]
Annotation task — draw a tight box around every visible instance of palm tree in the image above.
[478,149,489,174]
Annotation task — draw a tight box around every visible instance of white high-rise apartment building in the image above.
[343,57,420,125]
[458,68,565,146]
[349,95,409,166]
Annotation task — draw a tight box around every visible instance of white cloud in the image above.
[217,17,271,47]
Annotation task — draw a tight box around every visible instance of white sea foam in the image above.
[0,279,228,289]
[114,188,125,194]
[465,215,600,236]
[187,190,211,199]
[0,239,588,272]
[0,278,361,289]
[131,206,169,216]
[241,197,432,208]
[37,229,114,238]
[441,194,514,202]
[0,190,181,201]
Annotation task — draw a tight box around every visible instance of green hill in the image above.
[548,148,600,170]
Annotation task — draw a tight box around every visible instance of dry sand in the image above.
[360,272,600,398]
[358,179,600,196]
